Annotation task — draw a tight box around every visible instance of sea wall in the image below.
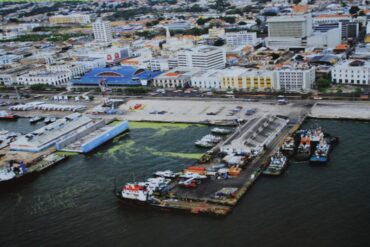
[309,102,370,121]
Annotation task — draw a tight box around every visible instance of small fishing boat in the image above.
[211,128,232,135]
[29,116,44,124]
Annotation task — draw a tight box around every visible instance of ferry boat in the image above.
[310,138,331,164]
[29,116,44,124]
[0,111,18,120]
[116,177,172,205]
[211,128,232,135]
[263,152,288,176]
[281,136,295,157]
[117,184,151,204]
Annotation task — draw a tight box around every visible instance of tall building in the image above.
[266,14,313,49]
[177,46,226,70]
[92,19,113,44]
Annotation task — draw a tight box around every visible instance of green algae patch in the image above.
[109,120,122,126]
[106,139,136,156]
[112,132,129,143]
[144,147,203,160]
[55,151,79,156]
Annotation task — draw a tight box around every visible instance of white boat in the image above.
[154,170,178,178]
[120,184,150,202]
[179,172,207,179]
[195,140,215,148]
[0,168,16,182]
[211,128,232,135]
[29,116,44,124]
[202,134,222,143]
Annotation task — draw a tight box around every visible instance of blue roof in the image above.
[71,66,162,86]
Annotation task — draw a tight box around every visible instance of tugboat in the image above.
[281,136,295,157]
[0,111,18,120]
[29,116,44,124]
[263,152,288,176]
[211,128,232,135]
[310,138,331,164]
[295,133,311,161]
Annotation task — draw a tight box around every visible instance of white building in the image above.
[47,63,88,77]
[266,14,313,49]
[274,64,315,91]
[331,60,370,85]
[191,69,223,89]
[93,19,113,44]
[74,57,106,70]
[177,46,226,69]
[17,70,71,86]
[226,31,257,47]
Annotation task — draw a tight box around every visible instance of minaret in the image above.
[165,27,171,42]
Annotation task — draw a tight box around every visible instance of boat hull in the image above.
[0,116,18,121]
[295,152,311,161]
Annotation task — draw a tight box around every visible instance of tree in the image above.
[349,6,360,15]
[256,18,262,26]
[214,39,225,46]
[315,77,331,91]
[210,0,229,12]
[221,16,236,24]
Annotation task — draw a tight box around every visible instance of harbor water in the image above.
[0,118,369,247]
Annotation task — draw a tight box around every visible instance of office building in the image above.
[93,19,113,44]
[177,46,226,70]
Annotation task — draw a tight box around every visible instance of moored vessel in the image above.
[211,128,232,135]
[263,152,288,176]
[0,111,18,120]
[29,116,44,124]
[281,136,295,157]
[310,138,331,164]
